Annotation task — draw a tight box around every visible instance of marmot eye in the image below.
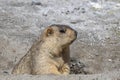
[59,29,66,33]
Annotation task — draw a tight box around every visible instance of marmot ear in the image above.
[46,28,54,36]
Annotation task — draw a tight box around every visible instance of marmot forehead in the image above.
[50,24,74,30]
[50,24,70,27]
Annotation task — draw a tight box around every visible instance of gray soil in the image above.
[0,0,120,80]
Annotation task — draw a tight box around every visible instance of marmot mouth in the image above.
[70,40,75,44]
[70,36,77,44]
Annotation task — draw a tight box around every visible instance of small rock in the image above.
[3,71,9,74]
[31,0,42,6]
[108,59,112,62]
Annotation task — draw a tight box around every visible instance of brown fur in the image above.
[12,24,77,75]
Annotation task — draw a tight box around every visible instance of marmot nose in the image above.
[59,27,66,33]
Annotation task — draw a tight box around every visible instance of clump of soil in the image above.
[70,58,88,74]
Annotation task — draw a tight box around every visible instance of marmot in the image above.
[12,24,77,75]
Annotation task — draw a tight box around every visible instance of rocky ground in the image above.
[0,0,120,80]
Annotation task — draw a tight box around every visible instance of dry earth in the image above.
[0,0,120,79]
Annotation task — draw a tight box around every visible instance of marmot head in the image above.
[42,24,77,47]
